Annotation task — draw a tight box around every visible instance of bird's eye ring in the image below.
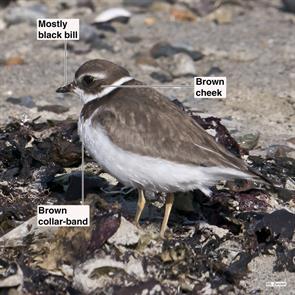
[82,75,95,86]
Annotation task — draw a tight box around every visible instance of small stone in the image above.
[4,4,48,26]
[108,216,141,246]
[266,145,293,158]
[3,56,25,66]
[207,7,233,24]
[166,53,197,77]
[198,222,229,239]
[123,0,154,8]
[94,8,131,24]
[170,7,197,22]
[287,137,295,149]
[184,0,217,17]
[237,133,259,150]
[150,71,173,83]
[68,41,92,54]
[205,66,223,76]
[0,19,6,31]
[79,24,99,42]
[134,52,159,69]
[6,96,35,108]
[282,0,295,13]
[37,104,69,114]
[144,16,157,26]
[124,36,142,43]
[150,41,203,61]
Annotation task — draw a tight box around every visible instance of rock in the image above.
[170,7,197,22]
[6,96,35,108]
[0,216,56,247]
[0,19,6,31]
[197,222,229,239]
[144,16,157,26]
[150,41,204,61]
[37,104,69,114]
[94,8,131,24]
[68,41,92,54]
[57,0,95,10]
[123,0,154,8]
[184,0,217,17]
[166,53,197,77]
[134,52,159,68]
[73,256,144,293]
[2,56,25,66]
[0,0,15,8]
[4,4,48,26]
[287,137,295,149]
[266,144,293,158]
[207,7,233,24]
[0,260,23,288]
[150,71,173,83]
[124,35,142,43]
[79,23,100,42]
[108,216,141,246]
[237,133,259,150]
[282,0,295,13]
[205,66,223,76]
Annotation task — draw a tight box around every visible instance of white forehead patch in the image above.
[80,71,107,80]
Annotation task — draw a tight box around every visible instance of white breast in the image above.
[78,114,251,196]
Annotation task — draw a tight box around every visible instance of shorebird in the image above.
[56,59,263,238]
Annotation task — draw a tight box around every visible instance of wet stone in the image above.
[37,104,69,114]
[165,53,197,77]
[282,0,295,13]
[150,41,204,61]
[4,4,48,26]
[6,96,35,108]
[150,71,173,83]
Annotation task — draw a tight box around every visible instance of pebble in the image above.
[150,41,203,61]
[266,144,293,158]
[150,71,173,83]
[207,7,233,24]
[0,19,6,31]
[134,52,159,70]
[4,4,48,26]
[108,216,141,246]
[94,8,131,24]
[79,23,100,43]
[6,96,35,108]
[37,104,69,114]
[237,133,259,150]
[166,53,197,77]
[205,66,223,76]
[124,0,154,7]
[184,0,217,17]
[170,7,197,22]
[124,36,142,43]
[282,0,295,13]
[286,137,295,149]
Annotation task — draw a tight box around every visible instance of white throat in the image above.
[75,76,134,104]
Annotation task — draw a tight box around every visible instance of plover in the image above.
[57,59,263,237]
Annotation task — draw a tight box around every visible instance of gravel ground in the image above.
[0,0,294,294]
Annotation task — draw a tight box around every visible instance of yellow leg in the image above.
[134,189,146,226]
[160,193,174,238]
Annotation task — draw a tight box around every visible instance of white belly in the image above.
[78,116,249,196]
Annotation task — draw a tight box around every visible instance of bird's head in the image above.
[56,59,132,104]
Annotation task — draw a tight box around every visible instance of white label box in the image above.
[37,205,90,227]
[194,77,227,99]
[37,18,79,40]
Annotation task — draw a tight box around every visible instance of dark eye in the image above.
[82,75,94,86]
